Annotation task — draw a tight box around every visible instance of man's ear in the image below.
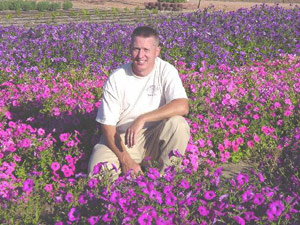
[156,46,161,57]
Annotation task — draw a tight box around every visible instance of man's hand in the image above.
[125,116,145,148]
[120,153,144,176]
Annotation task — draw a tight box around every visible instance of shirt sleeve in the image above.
[96,76,121,126]
[163,65,188,103]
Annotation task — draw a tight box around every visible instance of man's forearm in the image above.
[101,124,129,163]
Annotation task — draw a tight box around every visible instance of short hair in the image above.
[131,26,160,46]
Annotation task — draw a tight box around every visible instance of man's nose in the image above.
[137,49,145,58]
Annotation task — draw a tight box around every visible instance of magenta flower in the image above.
[44,184,53,193]
[37,128,45,136]
[148,168,160,180]
[253,193,265,205]
[87,216,100,225]
[268,200,285,217]
[247,140,254,148]
[138,213,152,225]
[241,190,254,202]
[59,133,70,142]
[204,191,216,200]
[198,206,209,216]
[234,216,245,225]
[88,178,98,189]
[65,193,74,203]
[18,138,32,148]
[236,173,249,186]
[51,162,60,171]
[78,194,88,204]
[253,134,260,143]
[22,178,34,193]
[165,193,177,206]
[179,179,190,189]
[68,207,80,222]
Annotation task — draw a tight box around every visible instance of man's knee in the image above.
[165,116,190,136]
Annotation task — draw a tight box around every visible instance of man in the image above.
[88,26,190,178]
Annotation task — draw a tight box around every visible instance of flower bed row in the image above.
[0,5,299,75]
[0,54,299,224]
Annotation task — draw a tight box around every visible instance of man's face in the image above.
[130,36,160,77]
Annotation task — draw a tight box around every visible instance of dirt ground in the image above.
[69,0,299,11]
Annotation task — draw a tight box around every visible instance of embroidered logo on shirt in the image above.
[146,85,158,96]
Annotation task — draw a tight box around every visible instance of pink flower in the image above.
[224,139,231,149]
[218,143,224,152]
[198,206,209,216]
[253,193,265,205]
[87,216,100,225]
[65,193,74,203]
[37,128,45,136]
[44,184,53,192]
[274,102,281,108]
[59,133,70,142]
[5,66,11,73]
[23,179,34,193]
[253,114,260,120]
[204,191,216,200]
[18,138,32,148]
[68,207,80,222]
[247,140,254,148]
[179,179,190,189]
[284,110,292,116]
[51,162,60,171]
[63,169,74,177]
[229,98,238,106]
[285,98,292,105]
[239,126,247,134]
[253,134,260,143]
[234,216,245,225]
[236,137,244,145]
[13,154,21,162]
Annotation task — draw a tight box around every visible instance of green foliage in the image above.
[36,1,50,11]
[21,1,36,11]
[49,2,60,11]
[62,0,72,10]
[0,0,10,10]
[8,0,22,10]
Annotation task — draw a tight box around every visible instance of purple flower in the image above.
[165,193,177,206]
[78,194,88,204]
[88,178,98,189]
[241,190,254,203]
[179,179,190,189]
[236,173,249,186]
[87,216,100,225]
[234,216,245,225]
[22,179,34,193]
[138,213,153,225]
[65,193,74,203]
[244,211,258,222]
[204,191,216,200]
[68,207,80,222]
[268,200,285,217]
[253,193,265,205]
[147,168,160,180]
[198,206,209,216]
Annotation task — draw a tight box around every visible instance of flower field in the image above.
[0,4,299,224]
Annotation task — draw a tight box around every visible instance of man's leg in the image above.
[142,116,190,171]
[88,135,144,180]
